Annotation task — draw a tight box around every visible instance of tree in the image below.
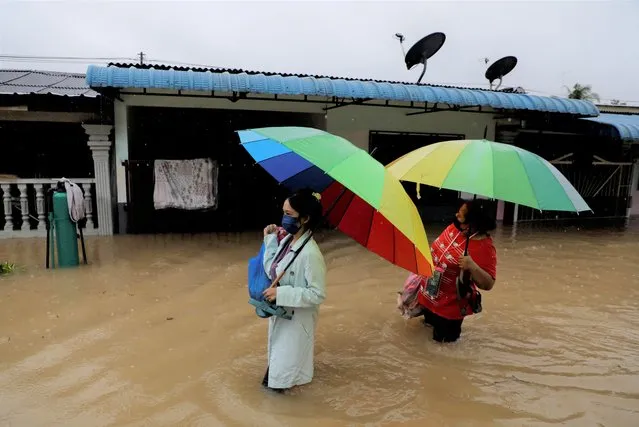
[566,83,600,102]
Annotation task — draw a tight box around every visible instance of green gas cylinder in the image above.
[52,191,79,267]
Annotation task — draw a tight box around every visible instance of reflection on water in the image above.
[1,221,638,426]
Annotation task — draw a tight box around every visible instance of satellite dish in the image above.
[485,56,518,90]
[396,32,446,84]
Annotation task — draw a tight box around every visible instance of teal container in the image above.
[52,191,79,268]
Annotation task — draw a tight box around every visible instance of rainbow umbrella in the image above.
[237,127,433,276]
[386,139,591,213]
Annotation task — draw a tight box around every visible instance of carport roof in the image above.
[582,113,639,142]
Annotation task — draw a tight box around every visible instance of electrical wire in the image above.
[0,54,137,62]
[0,54,225,70]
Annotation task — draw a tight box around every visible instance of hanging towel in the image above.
[58,178,86,223]
[153,158,218,210]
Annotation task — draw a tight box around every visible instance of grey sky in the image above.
[2,0,637,104]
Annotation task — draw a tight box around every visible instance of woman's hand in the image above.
[263,224,277,236]
[263,287,277,302]
[459,255,477,271]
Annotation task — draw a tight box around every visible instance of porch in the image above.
[0,124,114,238]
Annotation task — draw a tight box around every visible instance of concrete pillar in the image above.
[114,102,129,234]
[114,102,129,205]
[629,159,639,218]
[496,200,505,221]
[83,124,114,236]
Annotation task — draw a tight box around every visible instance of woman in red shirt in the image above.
[404,199,498,343]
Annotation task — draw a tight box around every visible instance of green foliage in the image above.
[566,83,600,102]
[0,262,16,275]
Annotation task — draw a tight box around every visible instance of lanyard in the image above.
[435,231,478,268]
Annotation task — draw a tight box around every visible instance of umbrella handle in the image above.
[463,232,470,256]
[269,270,286,289]
[461,226,472,285]
[463,194,478,256]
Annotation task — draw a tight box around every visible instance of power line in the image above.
[147,59,224,69]
[0,54,137,62]
[0,54,225,69]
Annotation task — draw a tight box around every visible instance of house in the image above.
[0,70,114,238]
[2,64,638,238]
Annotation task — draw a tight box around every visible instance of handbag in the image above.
[247,233,312,320]
[396,274,424,319]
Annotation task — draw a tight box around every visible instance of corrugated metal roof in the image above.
[582,113,639,142]
[87,64,599,117]
[105,62,493,91]
[0,70,98,97]
[596,104,639,114]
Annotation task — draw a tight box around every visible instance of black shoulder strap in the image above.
[272,233,313,287]
[281,233,313,273]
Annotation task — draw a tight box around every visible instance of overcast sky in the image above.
[2,0,637,104]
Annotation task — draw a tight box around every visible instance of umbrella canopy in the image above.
[237,126,433,276]
[386,139,591,212]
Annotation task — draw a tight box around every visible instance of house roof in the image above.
[582,113,639,142]
[596,104,639,114]
[0,70,98,97]
[86,64,599,117]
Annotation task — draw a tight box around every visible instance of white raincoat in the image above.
[263,230,327,389]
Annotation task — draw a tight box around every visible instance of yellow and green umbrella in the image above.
[386,139,591,213]
[237,127,434,276]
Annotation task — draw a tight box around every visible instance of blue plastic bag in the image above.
[247,242,292,320]
[248,243,271,301]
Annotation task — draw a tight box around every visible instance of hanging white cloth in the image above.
[58,178,86,223]
[153,158,218,210]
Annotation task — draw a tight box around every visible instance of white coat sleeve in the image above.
[276,250,326,308]
[263,233,279,278]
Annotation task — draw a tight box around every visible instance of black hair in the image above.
[457,198,497,235]
[287,188,324,231]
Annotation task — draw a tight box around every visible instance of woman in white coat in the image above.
[261,189,327,392]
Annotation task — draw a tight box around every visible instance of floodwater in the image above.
[1,222,638,427]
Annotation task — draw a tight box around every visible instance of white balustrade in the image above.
[0,178,98,238]
[78,183,95,230]
[1,184,13,231]
[18,184,29,231]
[35,184,46,231]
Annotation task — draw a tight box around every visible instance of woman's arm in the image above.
[467,261,495,291]
[276,250,326,308]
[262,233,280,277]
[460,242,497,291]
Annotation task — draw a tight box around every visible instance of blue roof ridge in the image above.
[86,64,599,117]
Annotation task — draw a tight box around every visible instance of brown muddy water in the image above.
[1,222,638,427]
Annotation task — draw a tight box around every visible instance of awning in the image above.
[582,113,639,142]
[86,64,599,117]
